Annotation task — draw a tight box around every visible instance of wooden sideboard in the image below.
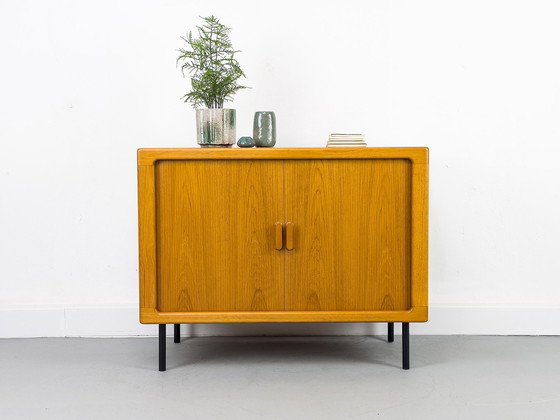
[138,148,428,370]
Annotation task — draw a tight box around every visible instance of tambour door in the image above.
[285,159,412,311]
[155,159,284,312]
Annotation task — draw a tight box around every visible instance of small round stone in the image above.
[237,136,255,148]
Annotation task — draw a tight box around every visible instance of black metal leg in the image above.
[159,324,166,372]
[402,322,410,370]
[388,322,394,343]
[174,324,180,343]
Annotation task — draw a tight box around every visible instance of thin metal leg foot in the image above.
[388,322,394,343]
[174,324,180,343]
[402,322,410,370]
[159,324,166,372]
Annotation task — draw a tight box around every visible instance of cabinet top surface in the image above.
[137,147,429,166]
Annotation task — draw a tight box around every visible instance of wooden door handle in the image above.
[274,222,283,250]
[285,222,294,250]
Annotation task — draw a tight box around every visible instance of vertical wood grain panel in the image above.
[285,159,412,311]
[138,165,157,311]
[155,160,284,312]
[411,162,429,308]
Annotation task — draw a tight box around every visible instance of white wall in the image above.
[1,0,559,337]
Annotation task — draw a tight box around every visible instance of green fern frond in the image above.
[176,16,250,109]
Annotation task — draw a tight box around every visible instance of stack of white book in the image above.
[326,133,367,147]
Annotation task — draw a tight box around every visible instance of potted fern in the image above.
[177,16,249,147]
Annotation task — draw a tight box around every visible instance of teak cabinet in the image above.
[138,148,428,370]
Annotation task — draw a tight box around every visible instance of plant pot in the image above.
[196,108,236,147]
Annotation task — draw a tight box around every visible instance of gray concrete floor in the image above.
[1,336,559,419]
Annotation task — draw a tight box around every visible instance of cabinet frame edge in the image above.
[140,307,428,324]
[137,147,429,166]
[137,148,429,323]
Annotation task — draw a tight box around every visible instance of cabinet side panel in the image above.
[285,159,412,311]
[411,161,429,309]
[138,165,158,313]
[155,160,284,312]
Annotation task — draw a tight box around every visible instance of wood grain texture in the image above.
[155,160,284,312]
[411,162,429,308]
[140,307,428,323]
[137,148,429,324]
[138,165,157,310]
[138,148,428,165]
[285,159,412,311]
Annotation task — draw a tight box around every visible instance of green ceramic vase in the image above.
[253,111,276,147]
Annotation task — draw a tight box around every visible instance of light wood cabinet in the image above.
[154,160,284,312]
[138,148,428,370]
